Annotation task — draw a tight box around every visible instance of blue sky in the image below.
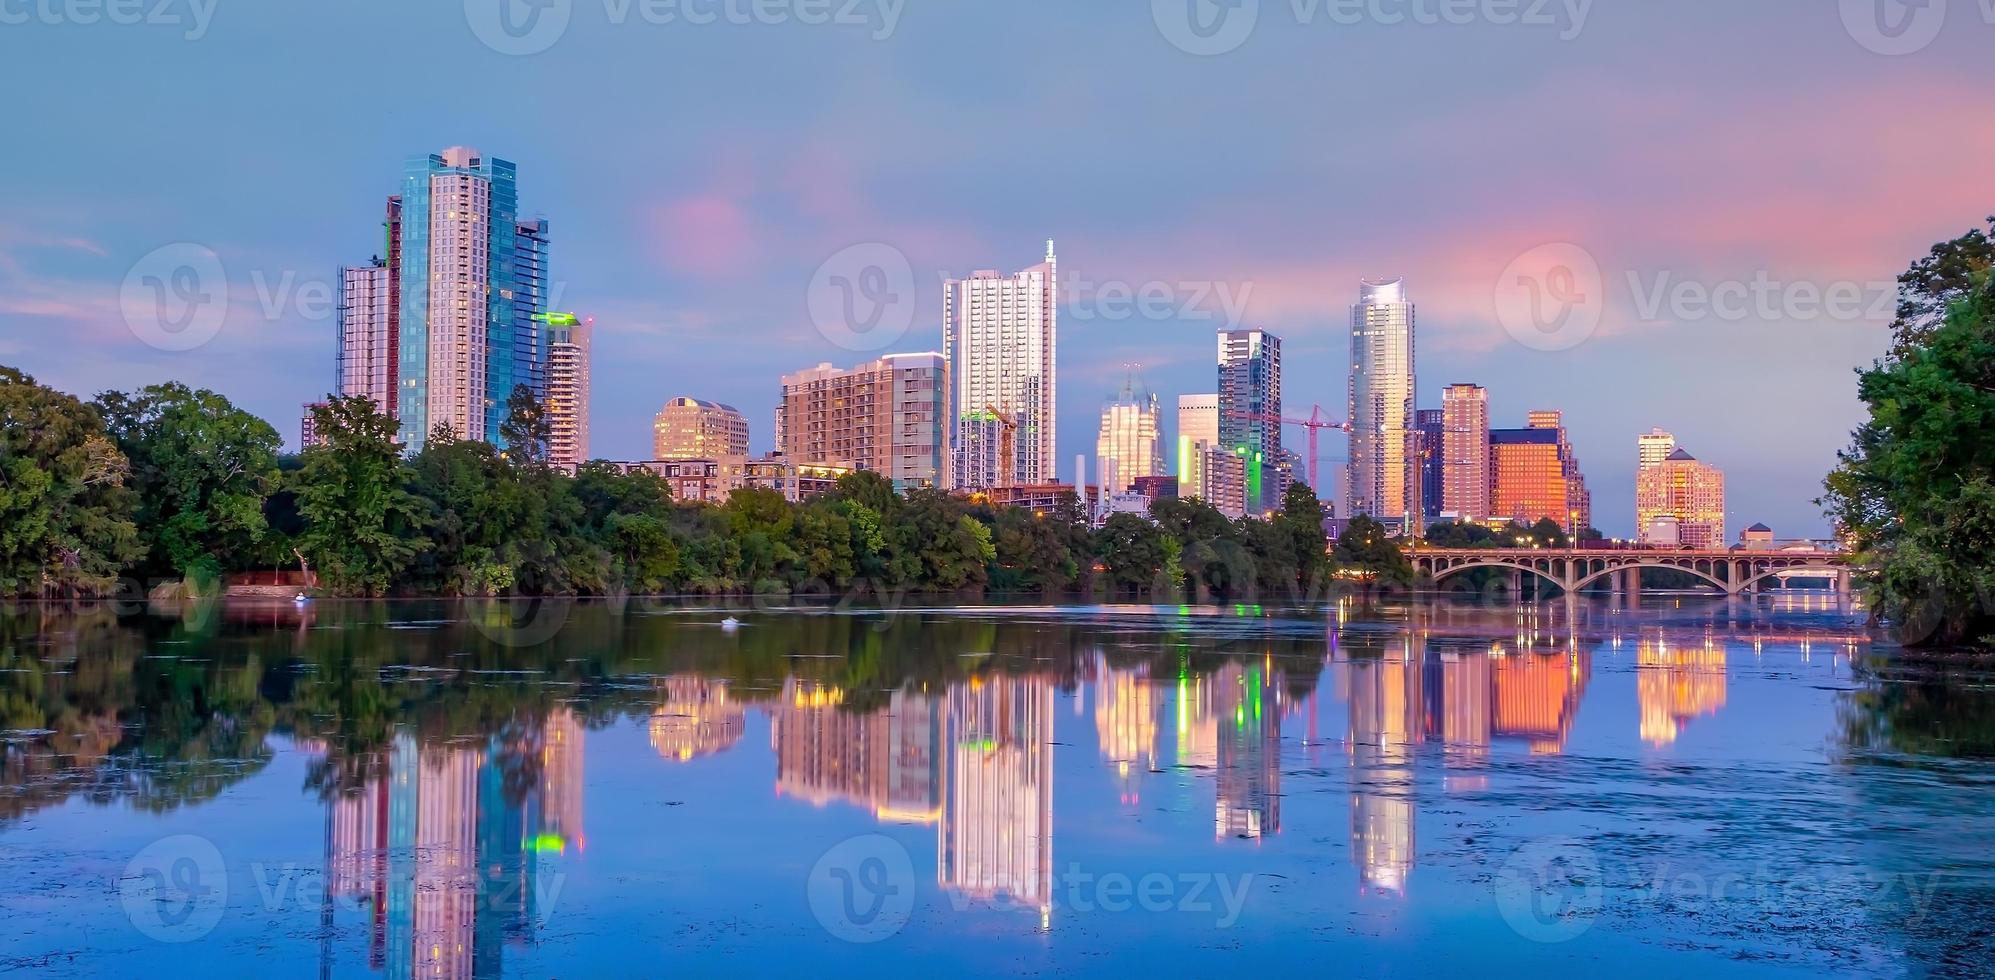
[2,0,1991,535]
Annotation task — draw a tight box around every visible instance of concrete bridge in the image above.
[1408,546,1852,598]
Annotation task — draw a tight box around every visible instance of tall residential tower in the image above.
[1348,278,1416,527]
[946,242,1057,489]
[1217,329,1282,514]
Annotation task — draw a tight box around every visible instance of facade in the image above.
[1440,384,1489,521]
[335,259,397,418]
[1414,408,1443,519]
[1488,428,1574,531]
[300,402,325,450]
[1094,371,1163,493]
[544,317,590,470]
[1527,410,1591,532]
[946,242,1057,489]
[1636,448,1725,548]
[396,146,547,452]
[777,353,949,490]
[1741,523,1775,548]
[1638,427,1677,471]
[608,455,847,504]
[1197,447,1250,519]
[1131,475,1177,501]
[1217,329,1283,514]
[1176,393,1220,497]
[653,397,749,459]
[1347,278,1417,525]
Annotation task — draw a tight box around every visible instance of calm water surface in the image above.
[2,595,1992,978]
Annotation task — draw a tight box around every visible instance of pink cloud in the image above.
[648,194,757,280]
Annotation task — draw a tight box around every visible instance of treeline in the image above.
[0,374,1408,600]
[1824,215,1995,647]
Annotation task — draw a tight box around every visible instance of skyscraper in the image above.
[1528,410,1590,533]
[1176,392,1219,493]
[1440,384,1489,521]
[1489,425,1589,533]
[946,242,1057,489]
[1217,329,1282,514]
[1348,278,1416,526]
[396,146,547,452]
[1638,427,1678,471]
[1413,408,1443,519]
[778,353,950,490]
[1095,369,1162,493]
[654,397,750,459]
[544,315,590,470]
[1637,447,1725,547]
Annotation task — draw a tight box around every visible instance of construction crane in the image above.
[985,405,1018,488]
[1224,404,1349,492]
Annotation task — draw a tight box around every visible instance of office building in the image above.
[946,242,1057,489]
[778,353,949,490]
[654,397,749,459]
[1414,408,1443,519]
[1528,410,1591,532]
[1217,329,1282,514]
[1348,278,1417,526]
[1638,427,1677,471]
[1636,447,1725,548]
[1440,384,1489,521]
[1095,370,1163,493]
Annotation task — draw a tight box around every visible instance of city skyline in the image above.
[7,5,1984,536]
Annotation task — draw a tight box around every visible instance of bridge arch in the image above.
[1569,562,1729,594]
[1738,564,1846,592]
[1427,559,1575,594]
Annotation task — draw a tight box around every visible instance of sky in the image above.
[2,0,1991,537]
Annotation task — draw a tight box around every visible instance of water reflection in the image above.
[1,595,1990,976]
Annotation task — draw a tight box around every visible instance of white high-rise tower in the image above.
[1347,278,1417,525]
[946,241,1057,489]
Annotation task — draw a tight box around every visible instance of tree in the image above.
[292,397,428,595]
[94,382,281,584]
[498,384,552,466]
[1424,519,1501,548]
[1526,516,1569,549]
[1273,482,1331,598]
[1333,515,1413,594]
[1890,216,1995,355]
[1095,513,1174,592]
[0,366,141,596]
[1823,253,1995,646]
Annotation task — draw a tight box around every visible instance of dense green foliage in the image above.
[0,371,1403,601]
[1824,232,1995,646]
[0,368,141,596]
[94,382,282,587]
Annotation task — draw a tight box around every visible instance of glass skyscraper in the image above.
[395,146,546,452]
[1217,329,1282,514]
[1347,278,1416,526]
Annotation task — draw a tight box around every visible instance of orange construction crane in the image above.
[985,405,1018,488]
[1225,404,1349,492]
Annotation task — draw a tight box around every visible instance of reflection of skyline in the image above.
[1349,643,1420,895]
[771,680,943,824]
[1093,657,1158,804]
[1638,639,1728,746]
[942,676,1055,917]
[1213,661,1282,840]
[327,709,585,978]
[650,675,745,763]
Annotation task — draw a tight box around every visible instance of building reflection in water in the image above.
[1345,628,1594,896]
[1213,660,1282,840]
[650,676,745,763]
[1637,638,1728,746]
[1348,638,1420,895]
[771,679,943,825]
[1093,656,1158,805]
[941,676,1055,921]
[326,708,584,979]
